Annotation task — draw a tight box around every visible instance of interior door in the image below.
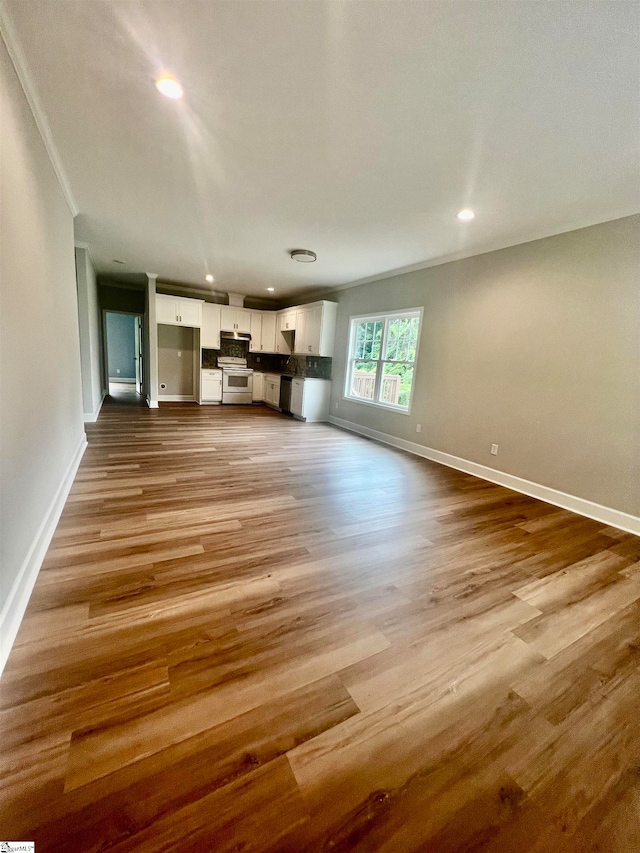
[135,316,143,394]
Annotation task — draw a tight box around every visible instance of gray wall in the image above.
[158,325,195,396]
[0,37,85,670]
[75,246,105,415]
[106,312,136,380]
[331,216,640,517]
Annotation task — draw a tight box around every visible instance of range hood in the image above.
[220,329,251,341]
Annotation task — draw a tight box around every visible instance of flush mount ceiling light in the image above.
[290,249,317,263]
[457,208,475,221]
[205,274,214,283]
[155,76,183,99]
[267,287,275,292]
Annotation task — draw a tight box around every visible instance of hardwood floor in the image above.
[1,400,639,851]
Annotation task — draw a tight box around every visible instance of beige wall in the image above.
[158,325,195,396]
[331,216,640,517]
[0,37,85,670]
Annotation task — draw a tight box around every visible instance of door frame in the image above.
[102,309,144,395]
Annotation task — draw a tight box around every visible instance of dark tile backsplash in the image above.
[202,341,332,380]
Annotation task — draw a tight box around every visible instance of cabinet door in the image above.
[294,309,307,354]
[261,312,276,353]
[279,311,296,331]
[201,303,221,348]
[220,307,236,331]
[202,370,222,402]
[249,312,262,352]
[304,305,323,354]
[291,379,304,416]
[252,372,264,401]
[236,309,252,334]
[156,294,179,324]
[178,298,202,328]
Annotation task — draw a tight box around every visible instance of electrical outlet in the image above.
[116,368,120,374]
[178,351,182,357]
[256,356,261,362]
[491,444,499,456]
[416,424,421,433]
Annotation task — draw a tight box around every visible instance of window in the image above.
[344,309,422,412]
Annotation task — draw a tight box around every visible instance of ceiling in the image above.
[3,1,639,299]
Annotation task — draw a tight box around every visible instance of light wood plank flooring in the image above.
[1,401,639,851]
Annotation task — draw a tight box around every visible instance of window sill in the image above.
[342,394,412,415]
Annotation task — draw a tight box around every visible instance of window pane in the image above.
[350,360,378,400]
[384,317,419,362]
[380,362,414,408]
[354,321,382,359]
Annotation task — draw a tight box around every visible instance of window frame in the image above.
[343,307,423,415]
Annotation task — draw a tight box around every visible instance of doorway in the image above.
[104,311,143,398]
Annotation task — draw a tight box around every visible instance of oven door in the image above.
[222,370,253,403]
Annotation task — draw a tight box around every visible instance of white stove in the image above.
[218,357,254,404]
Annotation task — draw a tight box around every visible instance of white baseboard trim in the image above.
[83,390,106,423]
[109,377,135,384]
[158,395,196,402]
[0,434,87,677]
[146,397,159,409]
[328,416,640,536]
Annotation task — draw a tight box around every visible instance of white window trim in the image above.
[343,307,423,415]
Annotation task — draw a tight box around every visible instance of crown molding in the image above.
[0,0,79,216]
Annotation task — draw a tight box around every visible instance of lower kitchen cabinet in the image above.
[290,377,331,422]
[201,369,222,403]
[252,372,264,402]
[264,374,281,408]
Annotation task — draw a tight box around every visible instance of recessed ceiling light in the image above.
[155,76,183,99]
[267,287,275,292]
[205,274,214,283]
[290,249,317,263]
[457,208,475,221]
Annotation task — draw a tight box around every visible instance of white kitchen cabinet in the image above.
[220,307,251,333]
[294,308,307,354]
[289,377,332,422]
[156,294,204,328]
[201,303,221,349]
[201,369,222,402]
[264,374,281,408]
[252,371,264,402]
[291,377,304,415]
[260,312,277,353]
[296,301,336,356]
[304,304,324,354]
[279,310,296,332]
[249,312,262,352]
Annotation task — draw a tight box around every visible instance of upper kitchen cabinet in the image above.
[279,310,296,332]
[201,303,221,349]
[260,312,277,353]
[294,301,337,356]
[220,306,251,334]
[249,312,262,352]
[156,294,203,328]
